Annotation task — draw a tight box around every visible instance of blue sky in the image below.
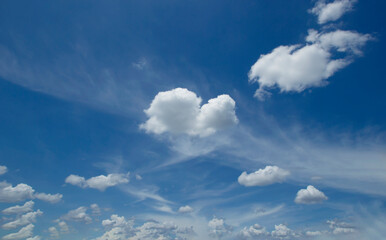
[0,0,385,239]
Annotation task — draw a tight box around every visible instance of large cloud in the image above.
[310,0,357,24]
[140,88,238,137]
[294,185,328,204]
[65,173,129,191]
[249,30,371,100]
[238,166,290,187]
[0,182,35,203]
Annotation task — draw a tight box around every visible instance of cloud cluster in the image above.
[238,166,290,187]
[65,173,130,191]
[2,224,35,240]
[248,0,371,100]
[208,217,233,239]
[140,88,238,137]
[294,185,328,204]
[310,0,357,24]
[2,210,42,230]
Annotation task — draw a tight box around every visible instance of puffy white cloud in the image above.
[310,0,357,24]
[208,217,232,239]
[2,201,34,215]
[65,173,130,191]
[271,224,295,239]
[102,214,133,228]
[34,193,62,203]
[306,230,323,236]
[96,227,129,240]
[0,181,35,203]
[295,185,328,204]
[140,88,238,137]
[307,29,372,55]
[58,221,69,233]
[2,210,42,229]
[129,220,194,240]
[0,165,8,175]
[238,166,290,187]
[178,205,194,213]
[2,223,34,240]
[249,27,371,100]
[62,206,92,223]
[238,224,268,239]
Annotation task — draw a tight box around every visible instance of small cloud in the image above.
[62,206,92,224]
[34,193,62,204]
[2,201,35,215]
[90,203,101,215]
[295,185,328,204]
[178,205,194,213]
[310,0,357,24]
[238,166,290,187]
[208,217,233,239]
[2,223,35,240]
[135,174,142,180]
[65,172,130,191]
[0,165,8,175]
[132,58,147,70]
[2,210,43,230]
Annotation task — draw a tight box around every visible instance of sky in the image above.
[0,0,385,239]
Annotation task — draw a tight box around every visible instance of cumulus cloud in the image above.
[238,224,268,239]
[48,226,60,238]
[238,166,290,187]
[2,210,42,229]
[65,173,130,191]
[0,165,8,175]
[140,88,238,137]
[208,217,233,239]
[271,224,296,239]
[62,206,92,223]
[34,193,62,203]
[178,205,194,213]
[295,185,328,204]
[249,10,371,100]
[58,221,69,233]
[90,203,101,215]
[2,223,34,240]
[2,201,34,215]
[310,0,357,24]
[0,182,35,203]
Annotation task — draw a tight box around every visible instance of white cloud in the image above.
[26,236,41,240]
[178,205,194,213]
[154,205,174,214]
[102,214,133,228]
[58,221,69,233]
[208,217,233,239]
[2,210,42,230]
[238,166,290,187]
[271,224,295,239]
[310,0,357,24]
[0,165,7,175]
[306,230,323,236]
[0,182,35,203]
[2,224,34,240]
[62,206,92,223]
[249,28,371,100]
[2,201,34,215]
[65,173,130,191]
[48,226,60,238]
[34,193,62,203]
[129,220,194,240]
[295,185,328,204]
[238,224,268,239]
[90,203,101,215]
[328,220,356,234]
[140,88,238,137]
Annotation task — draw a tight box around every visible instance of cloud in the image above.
[238,224,268,239]
[295,185,328,204]
[58,221,69,233]
[2,224,34,240]
[178,205,194,213]
[310,0,357,24]
[208,217,233,239]
[0,182,35,203]
[140,88,238,137]
[102,214,133,228]
[62,206,92,223]
[65,173,130,191]
[271,224,296,239]
[129,220,194,240]
[2,201,34,215]
[26,237,41,240]
[90,203,101,215]
[34,193,62,204]
[2,210,42,230]
[0,165,7,175]
[48,226,60,238]
[238,166,290,187]
[328,220,356,234]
